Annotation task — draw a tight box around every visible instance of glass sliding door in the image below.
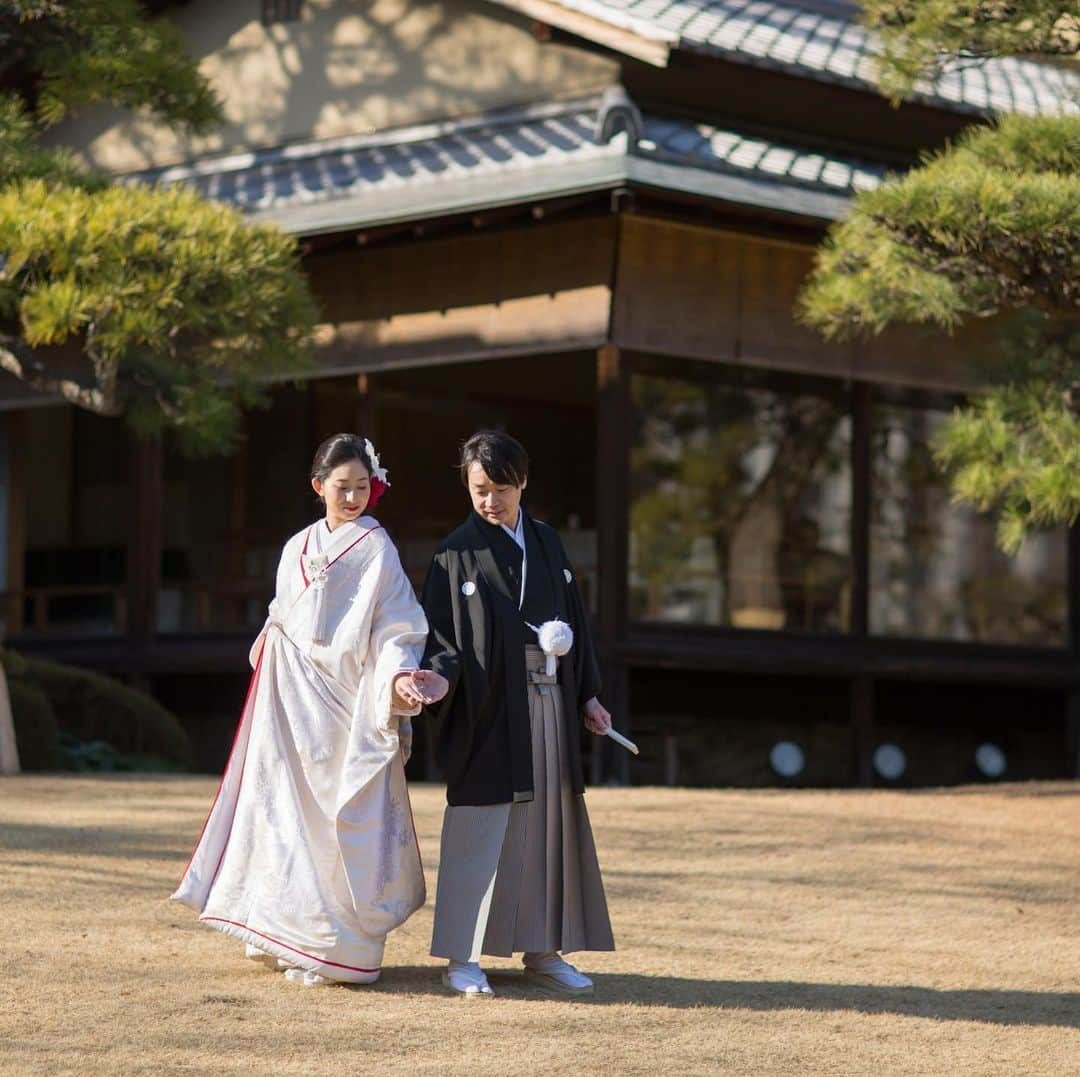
[869,399,1068,647]
[628,358,852,632]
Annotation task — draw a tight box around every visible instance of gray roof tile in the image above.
[493,0,1076,115]
[129,100,889,229]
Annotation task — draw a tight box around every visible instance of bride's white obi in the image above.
[172,517,428,981]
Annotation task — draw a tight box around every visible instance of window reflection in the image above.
[870,402,1068,646]
[629,364,851,631]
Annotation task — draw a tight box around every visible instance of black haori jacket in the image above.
[420,510,602,807]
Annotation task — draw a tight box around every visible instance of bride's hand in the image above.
[394,669,449,707]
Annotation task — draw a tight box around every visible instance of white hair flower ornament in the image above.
[363,437,390,507]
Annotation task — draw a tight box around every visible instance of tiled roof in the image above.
[130,99,888,233]
[487,0,1076,116]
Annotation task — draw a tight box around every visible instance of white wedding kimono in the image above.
[172,516,428,981]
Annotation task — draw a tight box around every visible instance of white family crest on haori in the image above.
[527,618,574,675]
[172,516,429,982]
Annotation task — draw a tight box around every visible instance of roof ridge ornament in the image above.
[595,85,644,146]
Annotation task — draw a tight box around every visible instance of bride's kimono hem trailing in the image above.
[172,517,428,983]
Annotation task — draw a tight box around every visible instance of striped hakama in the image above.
[431,646,614,960]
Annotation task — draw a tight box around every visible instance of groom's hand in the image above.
[582,697,612,735]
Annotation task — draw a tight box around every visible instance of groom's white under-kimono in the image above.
[172,516,428,981]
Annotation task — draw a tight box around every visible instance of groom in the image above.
[420,430,615,998]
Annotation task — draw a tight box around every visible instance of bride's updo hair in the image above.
[311,433,372,483]
[311,433,388,508]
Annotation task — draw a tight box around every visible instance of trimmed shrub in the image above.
[7,676,60,771]
[1,651,192,770]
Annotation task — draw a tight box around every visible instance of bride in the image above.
[173,433,447,986]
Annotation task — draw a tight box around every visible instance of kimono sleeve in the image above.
[248,538,293,669]
[368,545,429,727]
[419,549,462,721]
[562,541,602,706]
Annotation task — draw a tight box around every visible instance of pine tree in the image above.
[860,1,1078,100]
[0,1,317,455]
[800,9,1079,552]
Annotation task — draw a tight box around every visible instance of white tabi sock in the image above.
[522,952,593,990]
[445,960,494,996]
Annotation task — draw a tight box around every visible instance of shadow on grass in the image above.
[0,820,190,860]
[371,967,1080,1027]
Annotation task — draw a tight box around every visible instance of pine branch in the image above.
[0,332,122,414]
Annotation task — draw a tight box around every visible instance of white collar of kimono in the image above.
[315,517,373,558]
[501,510,525,551]
[301,518,378,586]
[501,511,526,609]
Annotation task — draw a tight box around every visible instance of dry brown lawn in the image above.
[0,776,1078,1076]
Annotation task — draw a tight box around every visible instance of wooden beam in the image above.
[310,286,610,377]
[442,0,672,68]
[596,343,631,784]
[620,629,1080,685]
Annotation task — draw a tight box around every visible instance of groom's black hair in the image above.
[459,430,529,488]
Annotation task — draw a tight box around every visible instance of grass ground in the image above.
[0,776,1078,1076]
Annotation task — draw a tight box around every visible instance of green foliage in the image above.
[800,115,1079,338]
[3,650,192,769]
[0,0,222,130]
[0,1,318,456]
[1,179,317,453]
[800,114,1080,551]
[859,1,1079,99]
[936,378,1080,554]
[7,676,61,770]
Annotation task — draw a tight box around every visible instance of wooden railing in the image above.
[0,581,271,636]
[1,586,128,636]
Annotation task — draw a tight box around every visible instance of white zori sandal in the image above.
[522,952,594,996]
[443,960,495,998]
[282,966,380,987]
[283,968,335,988]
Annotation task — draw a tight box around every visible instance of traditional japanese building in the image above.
[4,0,1077,785]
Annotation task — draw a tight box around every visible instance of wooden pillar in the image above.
[1068,522,1080,656]
[127,435,163,657]
[356,373,375,438]
[850,381,871,637]
[850,675,875,787]
[4,412,26,637]
[227,420,249,578]
[595,344,630,785]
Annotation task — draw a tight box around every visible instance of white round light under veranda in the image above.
[873,744,907,780]
[975,743,1007,778]
[770,741,805,777]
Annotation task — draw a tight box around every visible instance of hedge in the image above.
[7,677,60,770]
[2,651,191,771]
